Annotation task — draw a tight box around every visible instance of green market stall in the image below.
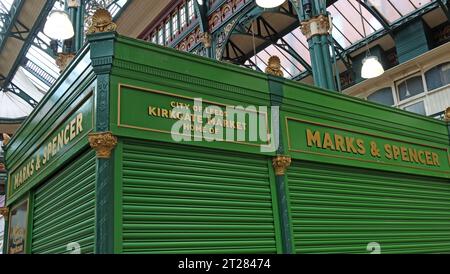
[1,32,449,254]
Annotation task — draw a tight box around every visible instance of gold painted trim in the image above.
[265,56,284,77]
[0,207,9,221]
[300,14,331,40]
[285,116,449,151]
[87,8,117,34]
[285,116,450,174]
[7,91,95,200]
[117,83,271,147]
[88,131,118,158]
[272,155,292,176]
[289,148,450,175]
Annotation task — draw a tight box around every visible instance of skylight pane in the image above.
[368,0,402,22]
[328,5,363,45]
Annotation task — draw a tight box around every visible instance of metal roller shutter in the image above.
[288,161,450,254]
[122,141,278,254]
[31,150,96,254]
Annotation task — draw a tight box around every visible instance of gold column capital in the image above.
[0,207,9,221]
[300,14,331,40]
[265,56,284,77]
[2,133,11,146]
[87,8,117,35]
[56,53,76,72]
[200,32,212,48]
[272,155,292,176]
[88,131,118,159]
[445,107,450,121]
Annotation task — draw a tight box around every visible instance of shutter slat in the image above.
[31,150,96,254]
[288,161,450,254]
[122,141,277,254]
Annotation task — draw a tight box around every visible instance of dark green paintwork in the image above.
[268,75,294,254]
[288,160,450,254]
[2,33,449,254]
[121,140,280,254]
[8,93,95,200]
[88,33,116,254]
[31,150,96,254]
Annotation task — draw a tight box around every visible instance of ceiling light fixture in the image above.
[43,9,74,40]
[359,0,384,79]
[256,0,286,9]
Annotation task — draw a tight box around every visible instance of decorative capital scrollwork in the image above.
[88,131,118,159]
[2,133,11,146]
[200,32,212,48]
[87,8,117,35]
[0,207,9,221]
[265,56,284,77]
[56,53,76,72]
[300,14,331,40]
[272,155,292,176]
[445,107,450,121]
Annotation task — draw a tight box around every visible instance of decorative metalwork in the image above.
[88,131,118,158]
[265,56,284,77]
[300,14,331,40]
[445,107,450,121]
[0,207,9,221]
[176,27,202,52]
[272,155,291,176]
[215,19,237,60]
[272,155,292,176]
[200,32,212,48]
[2,133,11,146]
[55,53,76,72]
[86,8,117,34]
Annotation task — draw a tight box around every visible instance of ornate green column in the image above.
[265,56,294,254]
[66,0,85,52]
[86,9,118,254]
[195,0,212,58]
[298,0,336,90]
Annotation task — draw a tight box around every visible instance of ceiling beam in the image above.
[0,82,38,107]
[0,0,25,53]
[1,0,57,90]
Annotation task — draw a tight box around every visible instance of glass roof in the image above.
[246,0,436,80]
[369,0,432,22]
[0,0,129,120]
[0,0,442,120]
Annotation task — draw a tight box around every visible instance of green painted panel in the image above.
[121,140,279,254]
[109,75,275,155]
[5,47,94,169]
[288,161,450,254]
[31,150,96,254]
[7,91,95,204]
[285,116,450,179]
[113,35,269,95]
[116,83,271,146]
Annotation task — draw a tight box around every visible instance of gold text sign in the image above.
[286,117,450,178]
